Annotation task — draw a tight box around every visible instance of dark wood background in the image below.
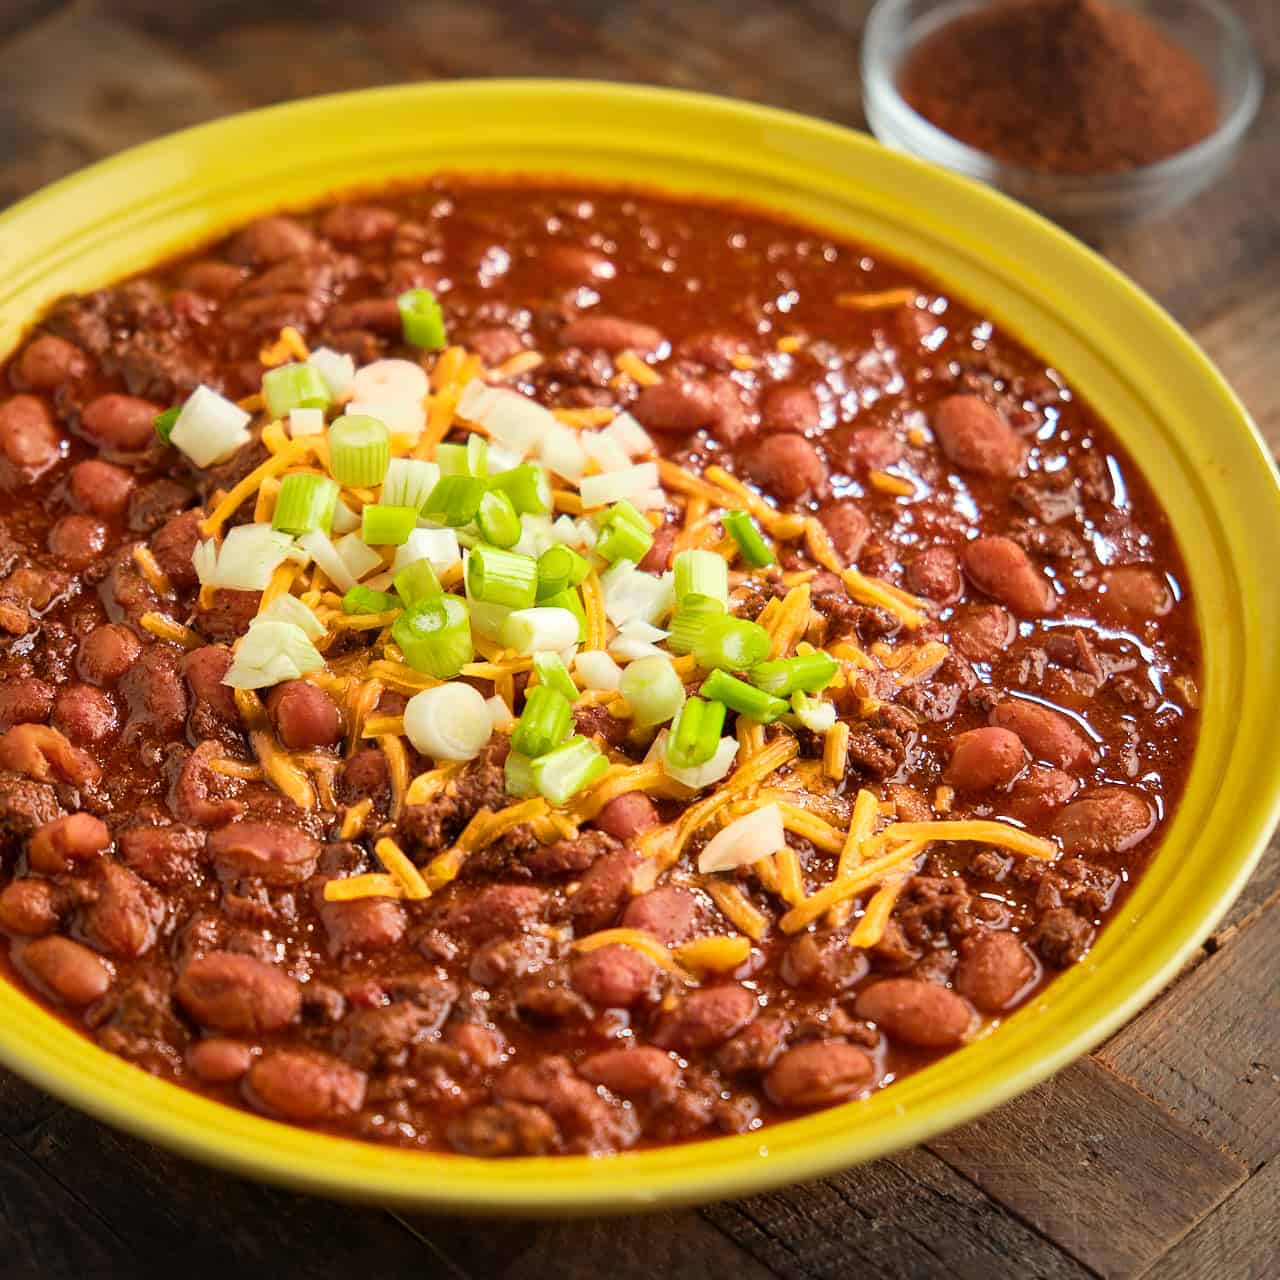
[0,2,1276,1276]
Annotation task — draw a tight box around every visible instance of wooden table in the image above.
[1,2,1276,1276]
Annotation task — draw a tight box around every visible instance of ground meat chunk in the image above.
[846,704,917,781]
[447,1102,558,1156]
[1030,907,1095,966]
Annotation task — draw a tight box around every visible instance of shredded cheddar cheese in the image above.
[674,935,752,973]
[323,873,405,902]
[580,571,607,650]
[836,287,918,311]
[823,721,850,780]
[374,836,430,900]
[132,546,172,597]
[139,612,201,649]
[339,798,373,839]
[704,882,770,942]
[773,847,806,906]
[849,872,909,948]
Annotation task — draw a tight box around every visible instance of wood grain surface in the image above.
[0,2,1275,1276]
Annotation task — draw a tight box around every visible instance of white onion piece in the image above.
[647,729,740,791]
[575,518,599,549]
[191,539,219,587]
[604,412,654,457]
[170,385,252,467]
[382,458,440,511]
[299,529,357,592]
[257,593,325,640]
[503,607,580,656]
[486,695,517,733]
[697,803,785,874]
[579,461,659,509]
[539,421,588,482]
[486,443,522,475]
[223,620,325,690]
[288,407,325,436]
[308,347,356,399]
[608,619,669,662]
[352,358,429,405]
[512,513,554,560]
[392,527,461,575]
[329,497,361,535]
[346,397,426,437]
[791,694,837,733]
[457,383,552,457]
[335,531,383,580]
[403,683,492,761]
[574,650,622,691]
[211,524,297,591]
[581,431,631,474]
[601,560,673,628]
[630,487,667,512]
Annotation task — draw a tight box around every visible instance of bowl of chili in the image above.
[0,80,1277,1213]
[863,0,1262,239]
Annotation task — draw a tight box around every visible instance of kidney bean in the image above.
[317,889,407,957]
[121,645,188,739]
[1050,787,1155,856]
[594,793,658,841]
[337,747,389,805]
[559,314,665,355]
[0,677,54,729]
[631,379,718,432]
[119,824,204,888]
[177,950,301,1033]
[80,393,161,452]
[962,535,1056,616]
[81,861,163,958]
[654,984,757,1052]
[51,684,118,745]
[267,680,342,750]
[579,1046,678,1096]
[327,297,403,334]
[17,335,87,391]
[0,395,63,477]
[178,260,248,299]
[948,604,1015,663]
[570,944,657,1007]
[183,645,238,722]
[0,723,101,786]
[818,501,871,564]
[320,203,398,243]
[765,1041,877,1107]
[569,847,642,931]
[1006,766,1078,824]
[246,1048,367,1122]
[18,935,112,1005]
[208,821,320,886]
[742,434,827,502]
[932,394,1025,476]
[47,515,108,569]
[77,624,142,686]
[540,244,616,281]
[853,978,975,1048]
[223,292,325,337]
[828,424,905,474]
[187,1037,254,1084]
[28,813,111,874]
[172,741,243,827]
[955,931,1039,1012]
[227,216,317,266]
[945,726,1026,792]
[990,699,1093,769]
[150,510,204,589]
[447,1022,506,1072]
[639,524,675,573]
[761,383,821,434]
[0,879,62,936]
[781,931,870,993]
[674,329,750,370]
[622,885,699,943]
[69,459,135,517]
[905,546,962,601]
[705,372,754,445]
[467,326,526,367]
[1100,566,1174,619]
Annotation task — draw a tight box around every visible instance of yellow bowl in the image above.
[1,80,1277,1214]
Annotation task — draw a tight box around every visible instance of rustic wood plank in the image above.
[702,1146,1092,1280]
[1096,897,1280,1167]
[927,1058,1247,1278]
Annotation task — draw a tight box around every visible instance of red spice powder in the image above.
[897,0,1219,175]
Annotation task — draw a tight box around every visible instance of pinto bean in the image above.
[246,1048,367,1122]
[208,821,320,886]
[818,501,871,563]
[80,393,161,452]
[120,644,188,740]
[119,824,204,887]
[317,889,407,957]
[579,1047,678,1096]
[932,394,1024,477]
[654,984,757,1052]
[765,1041,877,1107]
[184,645,238,722]
[570,944,657,1007]
[0,724,101,787]
[178,260,248,299]
[17,335,87,391]
[172,740,243,827]
[267,680,341,749]
[945,727,1026,792]
[962,536,1056,616]
[177,951,301,1033]
[187,1037,254,1084]
[639,524,675,573]
[1007,766,1078,824]
[327,297,402,334]
[1050,787,1155,856]
[69,459,135,517]
[990,699,1093,769]
[467,326,526,367]
[18,935,112,1005]
[559,314,664,355]
[569,847,641,931]
[621,885,699,943]
[949,604,1015,663]
[781,931,869,993]
[631,379,718,432]
[828,424,905,473]
[223,292,325,337]
[761,383,821,434]
[0,395,63,478]
[742,434,827,502]
[0,879,61,936]
[540,244,616,281]
[150,509,203,588]
[81,861,163,958]
[0,677,54,729]
[677,329,751,371]
[447,1022,506,1071]
[320,203,398,243]
[905,546,962,601]
[594,792,658,841]
[955,931,1039,1012]
[28,812,111,874]
[227,216,317,266]
[854,978,975,1048]
[51,685,117,745]
[47,515,107,569]
[1100,566,1174,619]
[77,624,142,686]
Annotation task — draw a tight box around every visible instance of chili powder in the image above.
[897,0,1219,175]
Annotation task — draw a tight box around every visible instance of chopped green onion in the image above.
[392,594,473,678]
[667,610,770,671]
[533,651,579,703]
[262,362,331,419]
[153,406,180,444]
[488,462,551,516]
[477,490,521,548]
[403,683,491,761]
[537,586,586,642]
[666,696,727,769]
[435,442,470,477]
[790,691,837,733]
[596,503,654,563]
[596,499,650,534]
[467,544,538,609]
[749,651,840,697]
[700,668,789,723]
[397,287,447,350]
[467,433,488,478]
[536,544,591,600]
[329,414,390,487]
[342,584,400,615]
[361,503,419,546]
[721,510,775,568]
[271,473,339,536]
[674,549,729,609]
[505,749,538,798]
[393,557,442,606]
[422,475,487,527]
[382,458,440,512]
[532,735,609,806]
[511,684,574,758]
[619,654,686,729]
[502,606,580,655]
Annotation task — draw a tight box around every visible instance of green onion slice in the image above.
[153,406,181,444]
[721,510,775,568]
[329,414,391,487]
[619,654,686,729]
[488,462,551,516]
[477,490,521,548]
[505,749,538,798]
[536,544,591,600]
[700,668,789,723]
[393,557,443,606]
[674,548,729,609]
[532,735,609,806]
[397,287,447,351]
[749,651,839,698]
[342,584,400,615]
[596,504,654,564]
[391,593,473,678]
[468,544,538,609]
[361,503,419,546]
[666,696,727,769]
[536,586,587,642]
[511,684,574,758]
[533,651,579,703]
[262,362,331,420]
[272,473,339,536]
[422,475,487,527]
[667,609,770,672]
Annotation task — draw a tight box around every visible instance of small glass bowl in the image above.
[862,0,1262,240]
